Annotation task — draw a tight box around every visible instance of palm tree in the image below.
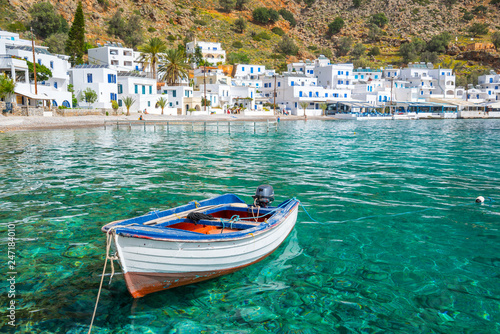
[156,96,167,115]
[158,49,190,86]
[122,96,136,116]
[320,102,328,116]
[300,101,309,117]
[0,74,16,101]
[138,37,167,80]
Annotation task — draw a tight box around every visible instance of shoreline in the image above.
[0,113,330,133]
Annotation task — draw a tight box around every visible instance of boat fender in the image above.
[475,196,485,203]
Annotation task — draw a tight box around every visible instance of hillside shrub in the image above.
[227,52,250,64]
[253,32,271,41]
[304,0,315,7]
[271,27,285,36]
[337,37,353,56]
[353,0,362,8]
[277,35,299,55]
[351,43,365,58]
[328,17,344,35]
[462,11,474,21]
[370,13,388,28]
[367,46,380,56]
[232,41,243,49]
[278,9,296,26]
[219,0,236,12]
[194,19,207,26]
[268,9,280,23]
[492,31,500,50]
[148,27,156,32]
[468,23,489,37]
[234,17,247,33]
[253,7,269,24]
[235,0,248,10]
[426,32,451,54]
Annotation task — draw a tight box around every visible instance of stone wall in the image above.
[55,108,109,116]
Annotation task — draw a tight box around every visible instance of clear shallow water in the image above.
[0,119,499,333]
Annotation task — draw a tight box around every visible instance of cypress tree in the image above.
[65,1,85,65]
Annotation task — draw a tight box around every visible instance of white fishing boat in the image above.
[101,185,299,298]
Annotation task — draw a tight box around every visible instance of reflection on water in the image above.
[0,119,499,333]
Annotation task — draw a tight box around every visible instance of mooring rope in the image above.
[88,224,136,334]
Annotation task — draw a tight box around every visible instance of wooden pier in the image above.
[103,120,279,133]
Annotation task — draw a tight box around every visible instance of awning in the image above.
[14,88,51,100]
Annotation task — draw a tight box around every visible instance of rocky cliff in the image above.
[3,0,500,70]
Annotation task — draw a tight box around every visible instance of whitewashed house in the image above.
[69,65,118,108]
[428,68,456,99]
[399,63,438,101]
[478,71,500,102]
[1,30,73,109]
[160,85,195,115]
[117,72,168,114]
[88,42,142,72]
[186,41,226,66]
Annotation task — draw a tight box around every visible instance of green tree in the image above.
[234,17,247,33]
[370,13,388,28]
[300,101,308,117]
[268,9,280,24]
[320,102,327,116]
[107,11,143,48]
[80,88,97,107]
[399,38,426,63]
[277,35,299,56]
[328,17,344,36]
[353,0,362,8]
[367,24,381,42]
[351,43,365,58]
[158,49,190,85]
[27,61,53,82]
[235,0,248,10]
[123,14,144,48]
[65,1,85,65]
[227,52,250,64]
[420,51,438,63]
[279,9,296,27]
[122,96,136,116]
[43,33,68,55]
[252,8,269,24]
[156,96,167,115]
[107,10,125,37]
[367,46,380,56]
[219,0,236,12]
[29,2,68,39]
[0,74,16,100]
[138,37,167,80]
[337,37,353,56]
[468,23,489,37]
[67,84,78,107]
[272,27,285,36]
[492,31,500,50]
[426,32,451,54]
[111,100,119,115]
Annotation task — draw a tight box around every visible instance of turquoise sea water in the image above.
[0,119,499,333]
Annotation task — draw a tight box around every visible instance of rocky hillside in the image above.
[3,0,500,71]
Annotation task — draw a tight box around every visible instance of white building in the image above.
[261,73,346,115]
[118,72,167,114]
[478,71,500,102]
[186,41,226,66]
[69,65,118,108]
[88,42,142,72]
[1,30,72,108]
[160,85,195,115]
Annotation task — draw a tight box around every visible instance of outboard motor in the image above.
[252,185,274,208]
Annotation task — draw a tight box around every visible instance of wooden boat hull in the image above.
[111,201,299,298]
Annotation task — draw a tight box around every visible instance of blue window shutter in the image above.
[135,85,138,94]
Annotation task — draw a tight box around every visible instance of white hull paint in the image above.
[113,204,299,297]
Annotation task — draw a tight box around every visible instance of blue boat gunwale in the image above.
[102,194,299,242]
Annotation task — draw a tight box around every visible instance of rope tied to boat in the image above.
[88,223,136,334]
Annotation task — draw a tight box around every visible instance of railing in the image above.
[104,119,279,133]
